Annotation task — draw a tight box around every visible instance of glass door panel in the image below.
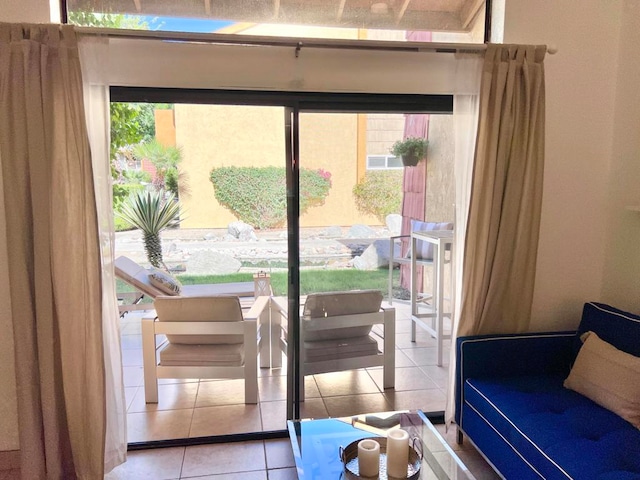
[114,102,291,440]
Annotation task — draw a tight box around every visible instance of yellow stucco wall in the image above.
[155,109,176,147]
[174,105,380,228]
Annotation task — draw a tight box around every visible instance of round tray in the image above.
[339,437,422,480]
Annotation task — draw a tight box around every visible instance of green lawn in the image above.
[116,268,398,297]
[177,268,396,296]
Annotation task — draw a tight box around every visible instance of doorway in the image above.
[111,88,453,445]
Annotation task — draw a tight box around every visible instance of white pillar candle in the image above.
[386,428,409,478]
[358,439,380,477]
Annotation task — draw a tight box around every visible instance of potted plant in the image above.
[390,137,429,167]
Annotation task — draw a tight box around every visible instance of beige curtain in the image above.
[0,23,105,479]
[457,44,546,337]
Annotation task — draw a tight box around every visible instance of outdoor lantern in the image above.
[253,271,271,297]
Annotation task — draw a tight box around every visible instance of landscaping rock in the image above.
[238,229,258,242]
[228,221,255,238]
[186,250,242,275]
[386,214,402,236]
[352,239,399,270]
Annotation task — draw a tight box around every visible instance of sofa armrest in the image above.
[454,331,576,426]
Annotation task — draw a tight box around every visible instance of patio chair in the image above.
[142,295,270,404]
[387,220,453,304]
[115,255,259,315]
[269,290,395,401]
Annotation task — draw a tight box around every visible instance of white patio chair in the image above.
[269,290,395,401]
[142,295,270,404]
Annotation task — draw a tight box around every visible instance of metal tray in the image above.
[339,436,422,479]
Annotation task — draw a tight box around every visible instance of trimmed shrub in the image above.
[210,166,332,229]
[353,170,403,223]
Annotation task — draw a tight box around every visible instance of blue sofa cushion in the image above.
[575,302,640,358]
[464,374,640,480]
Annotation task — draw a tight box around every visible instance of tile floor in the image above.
[108,300,501,479]
[105,426,500,479]
[120,301,451,442]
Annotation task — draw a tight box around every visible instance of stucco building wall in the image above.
[173,105,382,228]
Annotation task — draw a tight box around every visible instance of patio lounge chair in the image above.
[142,295,270,404]
[269,290,395,401]
[114,255,258,315]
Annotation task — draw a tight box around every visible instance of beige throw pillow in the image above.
[148,269,182,296]
[564,331,640,429]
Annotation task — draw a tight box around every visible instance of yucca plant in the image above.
[117,189,180,269]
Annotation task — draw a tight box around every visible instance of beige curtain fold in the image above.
[0,23,105,479]
[457,44,546,337]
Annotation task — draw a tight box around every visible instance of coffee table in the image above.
[288,410,475,479]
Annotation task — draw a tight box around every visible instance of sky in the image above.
[141,15,234,34]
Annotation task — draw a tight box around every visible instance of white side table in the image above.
[410,229,454,366]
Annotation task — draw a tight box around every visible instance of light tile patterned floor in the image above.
[119,301,454,441]
[105,301,500,479]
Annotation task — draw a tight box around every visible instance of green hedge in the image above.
[352,170,403,223]
[210,166,331,229]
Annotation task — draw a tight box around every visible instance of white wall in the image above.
[0,0,50,22]
[503,0,627,330]
[601,0,640,312]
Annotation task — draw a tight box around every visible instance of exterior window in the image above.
[367,155,403,170]
[66,1,488,44]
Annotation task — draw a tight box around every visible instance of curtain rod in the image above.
[74,26,557,55]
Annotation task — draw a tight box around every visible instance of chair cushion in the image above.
[304,335,379,362]
[149,268,182,295]
[154,296,244,345]
[303,290,383,341]
[564,331,640,429]
[159,342,244,366]
[114,256,165,297]
[410,220,453,260]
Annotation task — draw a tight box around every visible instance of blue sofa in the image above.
[455,302,640,480]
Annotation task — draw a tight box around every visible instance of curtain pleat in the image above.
[457,44,546,337]
[444,53,483,426]
[78,35,128,473]
[0,23,105,479]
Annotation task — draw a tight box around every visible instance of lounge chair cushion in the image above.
[114,256,256,308]
[409,220,453,260]
[114,256,165,297]
[149,268,182,296]
[159,342,244,366]
[304,335,379,362]
[303,290,382,341]
[154,296,244,345]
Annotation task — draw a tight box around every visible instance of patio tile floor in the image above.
[105,301,500,479]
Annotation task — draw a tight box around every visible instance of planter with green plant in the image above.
[390,137,429,167]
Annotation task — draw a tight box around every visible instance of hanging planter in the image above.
[390,137,429,167]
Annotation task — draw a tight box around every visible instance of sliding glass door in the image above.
[111,87,452,445]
